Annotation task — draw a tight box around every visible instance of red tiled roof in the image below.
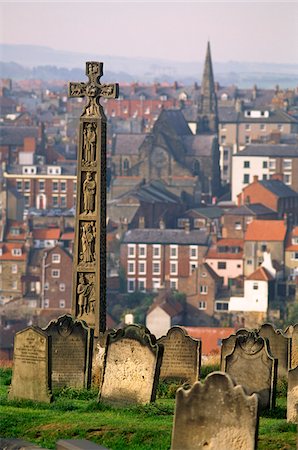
[0,243,27,261]
[246,266,274,281]
[245,220,287,241]
[206,238,244,260]
[214,238,244,246]
[33,228,61,240]
[60,232,74,240]
[206,250,243,260]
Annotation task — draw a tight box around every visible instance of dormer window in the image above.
[160,94,167,101]
[12,248,22,256]
[22,166,36,175]
[47,166,61,175]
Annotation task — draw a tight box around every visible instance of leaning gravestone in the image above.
[224,332,277,409]
[9,326,52,403]
[259,323,290,379]
[287,366,298,423]
[43,315,93,389]
[99,324,163,406]
[171,372,259,450]
[157,326,201,383]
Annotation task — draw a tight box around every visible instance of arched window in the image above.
[123,158,130,174]
[193,160,200,175]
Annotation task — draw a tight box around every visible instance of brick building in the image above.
[244,219,287,277]
[0,242,27,302]
[41,245,72,310]
[236,175,298,224]
[218,107,298,185]
[221,203,277,239]
[4,162,77,209]
[285,226,298,280]
[120,227,210,293]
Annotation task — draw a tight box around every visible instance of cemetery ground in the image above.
[0,366,296,450]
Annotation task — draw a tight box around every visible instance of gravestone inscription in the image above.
[99,325,163,406]
[224,333,277,409]
[287,366,298,423]
[157,326,201,383]
[259,323,290,378]
[220,328,251,371]
[9,326,52,403]
[171,372,259,450]
[43,315,93,389]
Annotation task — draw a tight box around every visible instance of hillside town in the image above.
[1,42,298,359]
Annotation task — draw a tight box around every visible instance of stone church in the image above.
[109,42,220,206]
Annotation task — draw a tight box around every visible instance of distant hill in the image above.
[1,44,298,87]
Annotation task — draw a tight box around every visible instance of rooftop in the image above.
[245,220,287,241]
[234,144,298,158]
[123,228,209,245]
[247,266,274,281]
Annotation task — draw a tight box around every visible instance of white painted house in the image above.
[229,266,274,313]
[231,144,298,201]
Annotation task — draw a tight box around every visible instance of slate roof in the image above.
[123,228,209,245]
[185,206,223,219]
[234,144,298,158]
[218,108,297,124]
[112,133,146,155]
[245,220,287,241]
[155,109,193,136]
[0,126,39,146]
[184,134,216,157]
[258,180,298,198]
[224,203,276,216]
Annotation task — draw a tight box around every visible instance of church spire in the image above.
[197,41,218,134]
[201,41,217,115]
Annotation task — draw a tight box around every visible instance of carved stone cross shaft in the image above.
[69,62,119,337]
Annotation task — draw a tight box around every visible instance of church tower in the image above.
[197,41,218,134]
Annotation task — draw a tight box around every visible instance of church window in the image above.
[123,159,130,173]
[193,160,200,175]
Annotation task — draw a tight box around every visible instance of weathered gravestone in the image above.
[69,62,118,338]
[171,372,259,450]
[224,332,277,409]
[0,438,47,449]
[56,439,109,450]
[259,323,290,379]
[99,324,163,406]
[9,326,52,403]
[220,328,250,371]
[287,323,298,369]
[157,326,201,384]
[43,315,93,389]
[287,365,298,423]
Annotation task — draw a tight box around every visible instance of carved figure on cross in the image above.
[68,61,119,118]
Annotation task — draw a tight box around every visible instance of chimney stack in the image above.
[139,216,145,229]
[159,219,165,230]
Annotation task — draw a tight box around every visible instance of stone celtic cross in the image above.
[69,62,119,336]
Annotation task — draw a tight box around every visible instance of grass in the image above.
[0,367,296,450]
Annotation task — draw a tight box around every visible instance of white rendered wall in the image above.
[146,306,171,338]
[229,279,268,312]
[232,155,270,201]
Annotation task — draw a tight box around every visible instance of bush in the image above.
[276,377,288,398]
[200,364,220,380]
[0,368,12,386]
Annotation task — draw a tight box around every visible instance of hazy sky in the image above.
[1,1,298,64]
